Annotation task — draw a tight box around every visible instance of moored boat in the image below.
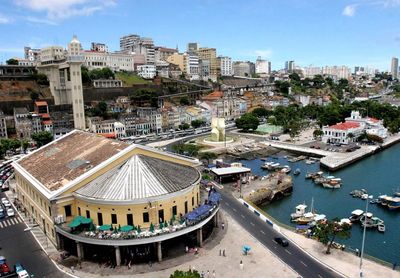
[349,209,364,222]
[294,168,301,175]
[291,204,307,220]
[378,223,385,232]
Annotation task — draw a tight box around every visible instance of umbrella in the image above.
[98,224,112,231]
[159,222,164,229]
[68,219,81,228]
[149,223,155,232]
[164,220,168,227]
[120,225,133,232]
[243,245,251,255]
[171,215,176,221]
[80,218,93,224]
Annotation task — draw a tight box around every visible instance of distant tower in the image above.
[37,35,86,130]
[391,57,399,80]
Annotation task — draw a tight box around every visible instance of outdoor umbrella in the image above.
[120,225,133,232]
[98,224,112,231]
[149,223,155,232]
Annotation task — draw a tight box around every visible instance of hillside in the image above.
[0,80,52,101]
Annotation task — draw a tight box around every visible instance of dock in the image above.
[263,133,400,171]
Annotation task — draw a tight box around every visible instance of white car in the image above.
[2,200,11,208]
[1,197,6,203]
[6,208,14,217]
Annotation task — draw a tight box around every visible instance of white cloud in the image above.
[0,15,11,24]
[254,49,273,59]
[25,16,57,25]
[342,5,357,17]
[14,0,116,21]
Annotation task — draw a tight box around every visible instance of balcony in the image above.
[56,203,219,246]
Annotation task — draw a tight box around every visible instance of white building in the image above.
[255,56,271,75]
[219,56,233,76]
[137,64,156,79]
[185,53,200,80]
[0,110,7,138]
[322,66,351,79]
[302,66,322,78]
[83,51,135,71]
[119,34,155,65]
[391,57,399,79]
[345,111,388,139]
[87,117,126,139]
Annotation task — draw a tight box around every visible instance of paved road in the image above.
[0,191,67,278]
[218,188,342,278]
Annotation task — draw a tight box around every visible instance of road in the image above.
[0,191,67,278]
[218,188,342,278]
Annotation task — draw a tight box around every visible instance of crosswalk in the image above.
[0,217,23,228]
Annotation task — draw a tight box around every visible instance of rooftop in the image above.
[74,154,200,202]
[202,91,224,101]
[328,122,360,131]
[211,166,251,176]
[17,130,129,191]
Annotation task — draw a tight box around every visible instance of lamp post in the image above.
[359,195,373,277]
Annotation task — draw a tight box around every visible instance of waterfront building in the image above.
[82,50,135,71]
[13,130,217,265]
[37,36,85,130]
[219,56,233,76]
[345,111,388,139]
[391,57,399,79]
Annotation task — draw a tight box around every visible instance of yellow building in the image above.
[166,53,185,72]
[196,47,220,78]
[13,130,220,265]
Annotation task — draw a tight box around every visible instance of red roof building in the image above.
[328,122,360,130]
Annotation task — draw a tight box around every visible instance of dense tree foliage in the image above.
[6,58,18,65]
[314,218,351,254]
[199,152,217,165]
[81,66,115,84]
[172,143,201,156]
[235,113,260,131]
[179,97,190,106]
[179,123,190,130]
[170,270,201,278]
[191,119,205,128]
[129,88,158,108]
[31,131,53,147]
[251,107,270,118]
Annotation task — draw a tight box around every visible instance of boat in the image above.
[349,209,364,222]
[295,212,316,225]
[280,165,291,173]
[339,218,352,226]
[305,171,323,179]
[260,158,267,161]
[293,168,301,175]
[322,182,341,189]
[261,162,281,170]
[378,195,400,210]
[378,223,385,232]
[290,204,307,220]
[360,213,384,228]
[361,194,369,200]
[305,160,315,165]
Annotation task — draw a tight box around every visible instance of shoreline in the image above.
[239,199,399,278]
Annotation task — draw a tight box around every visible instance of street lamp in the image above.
[359,195,373,277]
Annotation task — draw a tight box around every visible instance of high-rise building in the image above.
[391,57,399,79]
[37,36,85,130]
[285,61,295,73]
[187,43,199,54]
[233,61,255,77]
[120,34,155,64]
[196,47,219,78]
[255,56,271,75]
[120,34,141,52]
[219,56,233,76]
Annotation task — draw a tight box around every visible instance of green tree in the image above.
[32,131,53,147]
[191,119,204,128]
[21,139,30,153]
[251,107,270,118]
[172,143,201,157]
[289,72,301,82]
[81,66,91,84]
[199,152,217,165]
[170,270,201,278]
[287,119,302,139]
[179,123,190,130]
[314,218,351,254]
[180,97,190,106]
[366,133,383,144]
[30,91,39,101]
[9,139,21,152]
[31,73,50,86]
[6,58,18,65]
[235,113,259,131]
[313,129,324,139]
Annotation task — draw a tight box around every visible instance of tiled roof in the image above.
[367,117,379,123]
[74,154,200,201]
[329,122,360,130]
[17,130,130,191]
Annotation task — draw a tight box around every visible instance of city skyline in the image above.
[0,0,400,70]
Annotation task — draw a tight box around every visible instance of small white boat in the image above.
[291,204,307,220]
[378,223,385,232]
[280,165,291,173]
[293,168,301,175]
[349,209,364,222]
[361,194,369,200]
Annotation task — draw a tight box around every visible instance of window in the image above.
[48,206,52,216]
[64,205,72,217]
[158,209,164,223]
[143,212,149,223]
[184,201,188,214]
[172,205,177,216]
[78,207,81,216]
[192,196,194,207]
[111,214,117,224]
[127,214,133,226]
[97,212,103,226]
[86,210,90,219]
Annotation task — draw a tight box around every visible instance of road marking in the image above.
[260,230,265,235]
[0,222,3,228]
[241,214,245,218]
[318,275,323,278]
[232,208,237,212]
[300,260,308,267]
[250,222,255,226]
[225,202,230,206]
[272,239,277,244]
[285,249,292,255]
[10,218,15,225]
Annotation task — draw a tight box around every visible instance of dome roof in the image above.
[74,154,200,203]
[70,35,80,44]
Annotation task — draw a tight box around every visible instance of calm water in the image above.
[238,144,400,264]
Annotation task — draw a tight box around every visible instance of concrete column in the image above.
[157,241,162,262]
[115,246,121,266]
[197,228,203,247]
[76,242,83,260]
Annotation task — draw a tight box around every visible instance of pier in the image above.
[263,133,400,171]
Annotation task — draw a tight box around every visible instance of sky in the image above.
[0,0,399,71]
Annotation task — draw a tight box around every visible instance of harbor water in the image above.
[238,144,400,265]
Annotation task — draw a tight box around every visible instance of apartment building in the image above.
[219,56,233,76]
[83,51,135,71]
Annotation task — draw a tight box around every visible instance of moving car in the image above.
[274,237,289,247]
[14,263,30,278]
[0,256,11,276]
[6,208,14,217]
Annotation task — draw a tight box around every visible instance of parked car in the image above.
[0,256,11,276]
[14,263,30,278]
[0,208,5,219]
[274,237,289,247]
[6,208,14,217]
[2,200,10,208]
